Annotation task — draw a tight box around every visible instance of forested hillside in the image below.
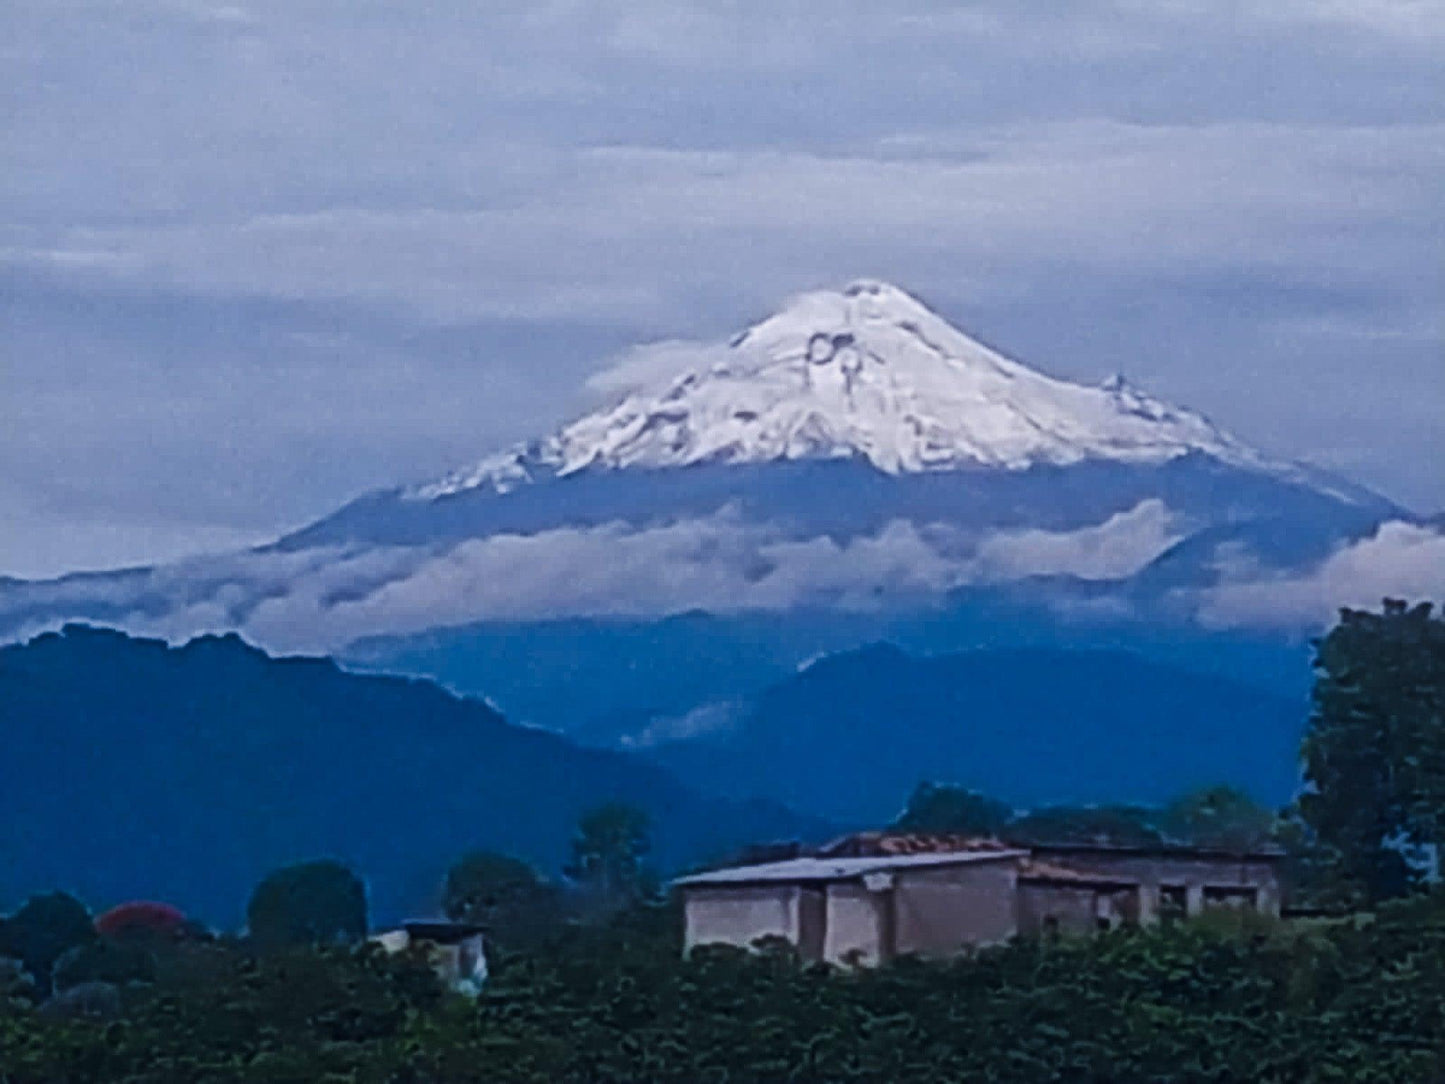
[0,626,825,924]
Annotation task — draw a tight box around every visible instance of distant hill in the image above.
[344,602,1312,743]
[0,626,827,926]
[648,643,1307,823]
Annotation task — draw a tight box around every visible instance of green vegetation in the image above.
[0,893,95,998]
[2,897,1443,1082]
[564,802,655,913]
[890,782,1279,852]
[1300,599,1445,904]
[246,860,369,950]
[892,781,1013,835]
[0,601,1440,1080]
[443,851,564,953]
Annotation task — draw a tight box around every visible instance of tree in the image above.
[246,860,368,949]
[442,851,562,950]
[1300,600,1444,903]
[565,803,653,910]
[1006,804,1164,847]
[1160,785,1277,851]
[892,782,1013,835]
[0,892,95,995]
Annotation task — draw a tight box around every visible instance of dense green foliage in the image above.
[1159,785,1278,851]
[1302,600,1445,903]
[565,803,654,912]
[443,852,564,953]
[2,899,1443,1082]
[893,782,1279,852]
[0,894,95,997]
[246,861,368,950]
[891,782,1013,835]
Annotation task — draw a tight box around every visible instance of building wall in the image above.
[823,883,887,966]
[891,861,1019,958]
[683,884,799,953]
[1028,850,1282,922]
[1016,883,1139,936]
[1017,883,1098,936]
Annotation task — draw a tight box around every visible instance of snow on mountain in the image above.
[0,280,1415,658]
[410,280,1306,502]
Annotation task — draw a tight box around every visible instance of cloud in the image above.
[618,701,745,750]
[973,499,1186,581]
[0,501,1187,651]
[9,504,1440,647]
[1196,520,1445,629]
[584,340,736,399]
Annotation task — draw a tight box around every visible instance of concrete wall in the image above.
[1017,883,1139,936]
[891,861,1019,958]
[822,883,887,966]
[1017,883,1098,937]
[1029,849,1282,922]
[683,884,799,953]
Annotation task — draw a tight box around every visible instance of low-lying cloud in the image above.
[0,500,1188,652]
[1196,520,1445,629]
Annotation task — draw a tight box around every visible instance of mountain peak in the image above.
[410,283,1281,501]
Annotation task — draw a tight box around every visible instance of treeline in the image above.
[0,801,656,1002]
[3,895,1444,1081]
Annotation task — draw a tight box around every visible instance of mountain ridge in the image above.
[645,640,1307,823]
[0,624,829,923]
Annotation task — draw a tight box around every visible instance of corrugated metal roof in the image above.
[817,832,1014,858]
[673,848,1028,888]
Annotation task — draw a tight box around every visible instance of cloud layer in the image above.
[1198,520,1445,629]
[3,501,1187,651]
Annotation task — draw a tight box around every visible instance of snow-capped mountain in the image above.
[408,281,1343,502]
[0,281,1414,666]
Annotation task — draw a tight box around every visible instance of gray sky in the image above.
[3,0,1442,578]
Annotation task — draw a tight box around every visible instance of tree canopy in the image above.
[0,893,95,995]
[442,851,561,951]
[1301,599,1444,902]
[892,782,1014,835]
[565,803,653,910]
[1160,785,1278,851]
[245,861,368,949]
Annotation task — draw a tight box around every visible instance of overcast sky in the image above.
[3,0,1442,578]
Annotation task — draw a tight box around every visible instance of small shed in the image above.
[372,920,488,995]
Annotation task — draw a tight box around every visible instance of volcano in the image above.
[0,281,1411,673]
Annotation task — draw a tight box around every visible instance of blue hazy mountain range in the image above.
[0,625,827,925]
[643,642,1307,825]
[343,601,1312,745]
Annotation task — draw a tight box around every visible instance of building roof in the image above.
[1017,859,1140,890]
[399,920,487,944]
[673,848,1028,888]
[817,832,1015,858]
[1025,840,1285,861]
